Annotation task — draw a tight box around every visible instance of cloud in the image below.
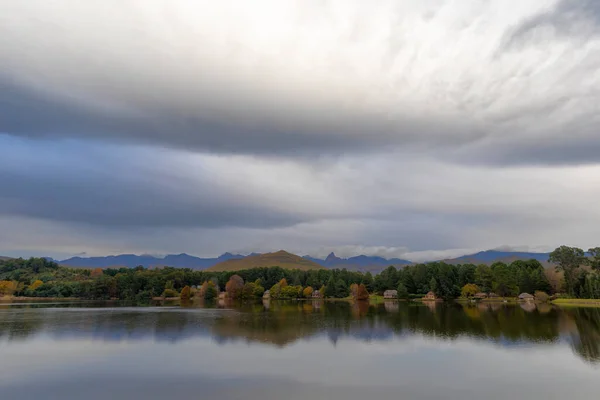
[0,0,598,165]
[1,1,600,259]
[503,0,600,47]
[2,134,600,259]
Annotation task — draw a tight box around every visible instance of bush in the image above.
[534,291,549,303]
[162,288,179,298]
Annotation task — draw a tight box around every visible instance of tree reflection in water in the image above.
[0,300,599,364]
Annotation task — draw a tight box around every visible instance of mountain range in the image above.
[56,252,244,269]
[25,249,556,272]
[303,252,411,273]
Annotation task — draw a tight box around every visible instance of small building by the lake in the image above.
[519,293,534,302]
[312,290,321,299]
[474,292,488,300]
[423,291,436,301]
[263,290,270,299]
[383,290,398,299]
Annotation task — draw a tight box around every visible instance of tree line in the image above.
[1,245,599,300]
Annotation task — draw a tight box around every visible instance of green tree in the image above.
[589,247,600,271]
[204,281,217,300]
[335,279,349,298]
[362,272,374,292]
[324,277,336,298]
[549,246,587,296]
[474,264,493,293]
[491,262,518,297]
[396,282,409,300]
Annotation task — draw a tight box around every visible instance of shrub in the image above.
[534,290,549,303]
[162,288,179,298]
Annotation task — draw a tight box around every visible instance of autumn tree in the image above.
[356,283,369,300]
[303,286,314,298]
[349,283,359,299]
[461,283,479,298]
[180,285,191,300]
[28,280,44,291]
[0,280,18,296]
[91,268,103,278]
[226,275,245,299]
[549,246,587,296]
[534,290,549,303]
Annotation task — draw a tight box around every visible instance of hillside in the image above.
[206,250,325,272]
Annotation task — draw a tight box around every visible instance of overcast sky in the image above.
[1,0,599,261]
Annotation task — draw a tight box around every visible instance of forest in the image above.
[1,245,599,301]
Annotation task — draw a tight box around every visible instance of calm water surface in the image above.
[0,300,599,400]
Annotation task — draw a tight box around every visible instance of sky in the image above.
[1,0,599,261]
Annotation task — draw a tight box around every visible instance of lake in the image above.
[0,300,599,400]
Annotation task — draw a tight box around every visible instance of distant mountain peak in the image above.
[325,252,341,262]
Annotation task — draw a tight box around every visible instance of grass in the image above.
[551,298,600,308]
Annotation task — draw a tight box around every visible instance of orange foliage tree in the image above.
[303,286,314,298]
[356,283,369,300]
[91,268,103,278]
[180,285,191,300]
[226,275,245,299]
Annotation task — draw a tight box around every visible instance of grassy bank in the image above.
[551,299,600,308]
[1,296,80,301]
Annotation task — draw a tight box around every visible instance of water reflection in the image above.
[1,300,599,364]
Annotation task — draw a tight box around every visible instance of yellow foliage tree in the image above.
[28,280,44,291]
[0,280,19,296]
[349,283,358,299]
[461,283,480,298]
[303,286,314,298]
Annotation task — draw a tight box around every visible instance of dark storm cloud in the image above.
[504,0,600,47]
[0,139,306,229]
[0,78,480,157]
